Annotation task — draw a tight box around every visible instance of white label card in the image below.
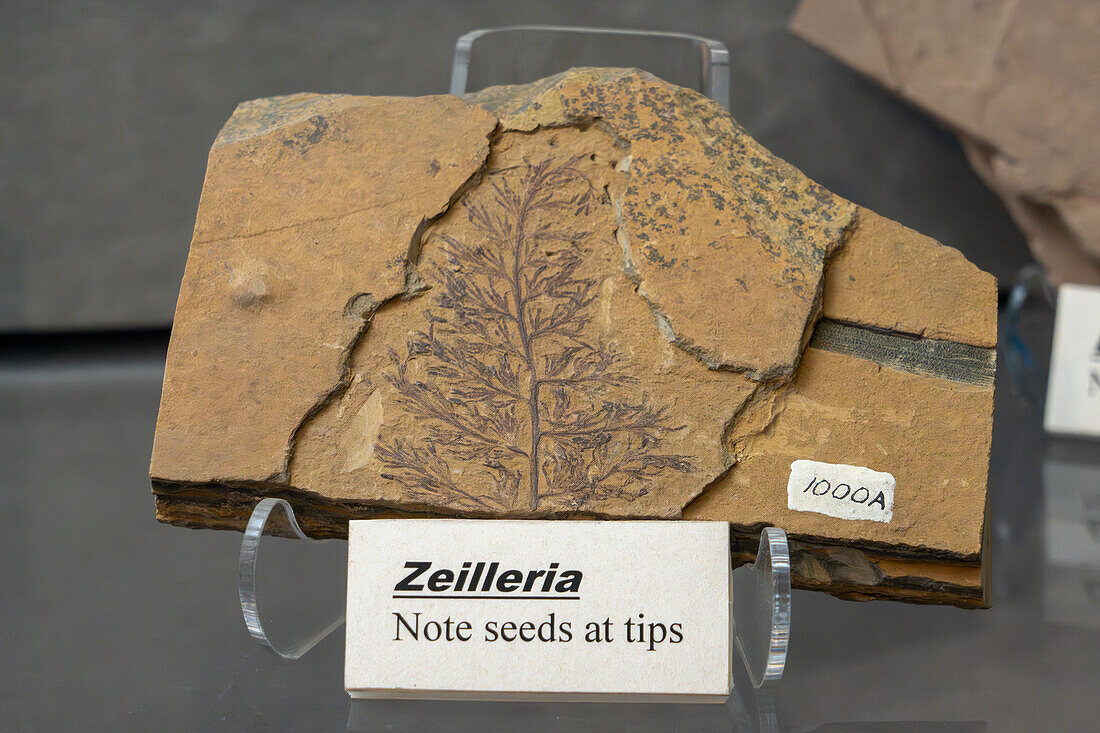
[1044,283,1100,439]
[345,519,732,702]
[787,459,895,523]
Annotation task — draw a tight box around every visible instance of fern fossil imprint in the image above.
[375,153,693,513]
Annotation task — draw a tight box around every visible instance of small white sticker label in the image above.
[787,459,895,523]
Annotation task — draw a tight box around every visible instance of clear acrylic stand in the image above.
[238,500,791,688]
[237,24,790,692]
[237,498,346,660]
[450,25,731,111]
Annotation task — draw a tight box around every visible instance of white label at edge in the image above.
[787,459,895,523]
[1044,283,1100,439]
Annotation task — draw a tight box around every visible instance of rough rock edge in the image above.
[152,489,983,608]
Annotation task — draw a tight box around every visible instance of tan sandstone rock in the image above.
[152,69,996,607]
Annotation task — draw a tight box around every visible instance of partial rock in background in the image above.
[152,69,996,607]
[790,0,1100,286]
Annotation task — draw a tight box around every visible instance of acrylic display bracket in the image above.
[449,25,731,110]
[237,498,791,688]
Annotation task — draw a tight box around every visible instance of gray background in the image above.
[2,0,1030,332]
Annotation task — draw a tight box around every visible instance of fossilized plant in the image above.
[376,153,692,513]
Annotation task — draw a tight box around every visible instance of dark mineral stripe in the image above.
[809,319,995,388]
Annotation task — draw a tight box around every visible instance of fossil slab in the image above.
[152,69,996,607]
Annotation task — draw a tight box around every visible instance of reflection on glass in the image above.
[1042,439,1100,629]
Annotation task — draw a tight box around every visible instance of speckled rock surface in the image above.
[152,69,997,606]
